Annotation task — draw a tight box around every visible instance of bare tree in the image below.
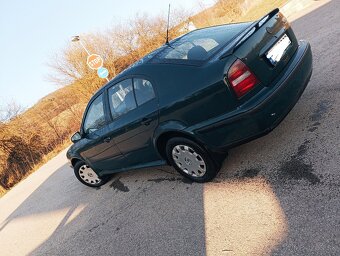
[47,8,191,90]
[0,100,24,122]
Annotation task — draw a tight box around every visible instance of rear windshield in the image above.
[153,22,250,64]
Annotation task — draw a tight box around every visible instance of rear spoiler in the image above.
[219,8,280,59]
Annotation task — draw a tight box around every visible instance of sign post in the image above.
[71,36,110,82]
[97,67,109,79]
[86,54,103,70]
[86,54,109,81]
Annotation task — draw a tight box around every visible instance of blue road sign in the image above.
[97,67,109,79]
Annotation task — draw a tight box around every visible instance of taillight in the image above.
[226,59,259,98]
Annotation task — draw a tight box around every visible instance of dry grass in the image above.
[0,140,71,197]
[191,0,288,28]
[238,0,289,22]
[0,82,87,196]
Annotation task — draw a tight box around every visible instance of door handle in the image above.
[141,118,152,126]
[103,137,111,143]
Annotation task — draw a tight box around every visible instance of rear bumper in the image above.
[194,40,313,152]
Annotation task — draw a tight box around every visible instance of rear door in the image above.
[105,77,160,170]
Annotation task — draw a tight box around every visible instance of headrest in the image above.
[187,45,208,60]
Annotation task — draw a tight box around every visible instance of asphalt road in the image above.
[0,1,339,255]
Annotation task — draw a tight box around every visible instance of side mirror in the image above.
[71,132,82,143]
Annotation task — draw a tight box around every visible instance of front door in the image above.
[77,93,124,174]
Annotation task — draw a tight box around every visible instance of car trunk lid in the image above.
[231,9,298,86]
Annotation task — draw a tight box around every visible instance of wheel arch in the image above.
[155,130,207,162]
[71,158,82,167]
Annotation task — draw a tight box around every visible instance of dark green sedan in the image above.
[67,9,312,187]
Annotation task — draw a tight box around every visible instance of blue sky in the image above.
[0,0,215,108]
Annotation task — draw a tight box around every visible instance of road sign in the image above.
[87,54,103,70]
[97,67,109,79]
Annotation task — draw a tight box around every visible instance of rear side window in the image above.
[108,79,136,119]
[83,94,106,133]
[133,78,155,105]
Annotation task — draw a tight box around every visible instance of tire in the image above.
[165,137,220,183]
[74,161,109,188]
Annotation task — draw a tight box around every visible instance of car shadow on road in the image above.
[0,161,208,256]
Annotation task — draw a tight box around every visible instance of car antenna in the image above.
[165,3,171,45]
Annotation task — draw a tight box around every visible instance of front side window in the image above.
[83,94,106,133]
[108,79,136,119]
[133,78,155,106]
